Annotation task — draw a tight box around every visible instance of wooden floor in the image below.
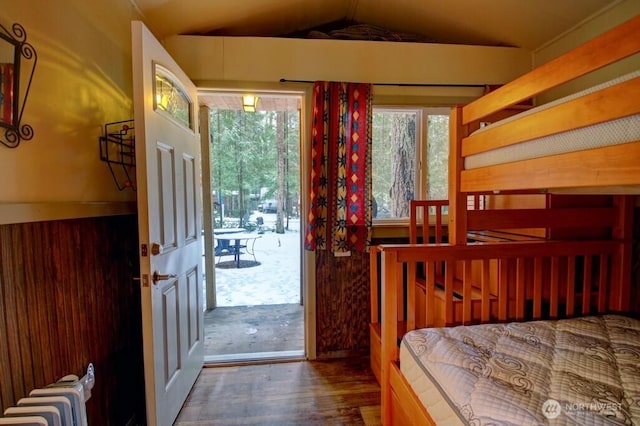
[174,357,381,425]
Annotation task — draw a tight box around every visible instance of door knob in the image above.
[152,271,177,284]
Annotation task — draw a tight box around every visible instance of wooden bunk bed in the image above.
[369,194,632,383]
[448,13,640,244]
[373,14,640,425]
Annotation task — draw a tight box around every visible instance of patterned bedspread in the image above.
[401,315,640,425]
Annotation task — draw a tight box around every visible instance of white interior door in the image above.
[132,21,204,426]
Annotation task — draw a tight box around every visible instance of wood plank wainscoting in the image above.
[314,238,406,358]
[315,250,371,358]
[0,214,144,424]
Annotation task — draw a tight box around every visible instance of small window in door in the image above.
[154,64,192,129]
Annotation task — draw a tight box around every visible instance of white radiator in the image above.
[0,417,48,425]
[2,407,61,426]
[1,364,94,426]
[16,398,71,426]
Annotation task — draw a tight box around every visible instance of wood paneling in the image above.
[315,250,371,357]
[314,236,407,358]
[0,215,144,425]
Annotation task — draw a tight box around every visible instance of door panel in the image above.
[183,154,198,242]
[132,20,203,426]
[157,142,177,250]
[186,267,200,349]
[162,279,180,382]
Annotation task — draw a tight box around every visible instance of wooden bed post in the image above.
[380,248,399,426]
[449,106,468,245]
[370,246,380,330]
[610,195,633,312]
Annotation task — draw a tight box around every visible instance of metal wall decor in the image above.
[0,22,36,148]
[99,120,136,191]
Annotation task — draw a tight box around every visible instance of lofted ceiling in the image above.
[133,0,620,111]
[132,0,619,50]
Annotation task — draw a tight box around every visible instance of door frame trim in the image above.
[198,86,316,359]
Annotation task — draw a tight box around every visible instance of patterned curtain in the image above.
[305,81,373,253]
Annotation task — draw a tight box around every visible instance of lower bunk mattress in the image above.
[400,314,640,425]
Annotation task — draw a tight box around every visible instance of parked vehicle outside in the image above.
[258,199,278,213]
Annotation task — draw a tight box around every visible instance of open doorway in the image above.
[200,91,304,363]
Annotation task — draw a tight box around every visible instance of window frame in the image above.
[371,105,450,227]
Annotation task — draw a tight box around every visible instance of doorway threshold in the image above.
[205,350,305,366]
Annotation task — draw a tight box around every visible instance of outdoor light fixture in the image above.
[242,95,259,112]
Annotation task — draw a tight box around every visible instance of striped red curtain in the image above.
[305,81,373,253]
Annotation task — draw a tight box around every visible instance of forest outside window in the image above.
[371,107,449,222]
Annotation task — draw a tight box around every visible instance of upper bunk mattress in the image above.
[400,314,640,425]
[464,70,640,170]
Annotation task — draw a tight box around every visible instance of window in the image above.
[371,107,449,221]
[154,64,192,129]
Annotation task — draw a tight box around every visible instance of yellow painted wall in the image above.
[164,34,532,106]
[0,0,140,223]
[534,0,640,103]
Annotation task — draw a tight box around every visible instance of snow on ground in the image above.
[208,211,301,307]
